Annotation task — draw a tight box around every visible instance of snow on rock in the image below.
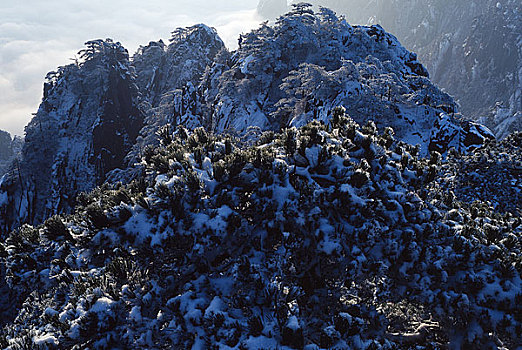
[33,333,59,346]
[129,305,142,322]
[0,129,23,178]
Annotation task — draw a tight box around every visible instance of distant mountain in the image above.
[264,0,521,138]
[0,5,493,232]
[0,130,22,177]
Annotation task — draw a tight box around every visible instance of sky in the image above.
[0,0,264,137]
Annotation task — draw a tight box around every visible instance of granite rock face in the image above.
[0,40,143,231]
[0,130,23,178]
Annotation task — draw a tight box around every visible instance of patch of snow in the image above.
[90,297,115,313]
[33,333,59,346]
[130,305,142,322]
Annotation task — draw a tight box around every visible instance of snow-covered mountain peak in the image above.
[0,6,519,349]
[170,4,491,155]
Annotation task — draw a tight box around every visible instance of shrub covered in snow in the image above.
[1,111,520,349]
[436,132,522,214]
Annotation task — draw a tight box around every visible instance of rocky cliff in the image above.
[0,40,143,231]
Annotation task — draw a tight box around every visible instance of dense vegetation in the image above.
[1,110,520,349]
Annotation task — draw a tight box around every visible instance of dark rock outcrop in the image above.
[0,39,143,232]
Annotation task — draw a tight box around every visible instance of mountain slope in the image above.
[0,26,225,233]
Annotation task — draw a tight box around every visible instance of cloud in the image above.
[0,0,262,136]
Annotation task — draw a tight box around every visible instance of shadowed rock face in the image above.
[92,69,142,183]
[0,40,143,232]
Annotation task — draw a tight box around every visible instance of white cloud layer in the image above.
[0,0,262,136]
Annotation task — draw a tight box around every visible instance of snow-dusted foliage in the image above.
[172,4,492,155]
[437,132,522,214]
[0,39,143,232]
[1,113,519,349]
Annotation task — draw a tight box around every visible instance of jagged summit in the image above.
[129,24,226,163]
